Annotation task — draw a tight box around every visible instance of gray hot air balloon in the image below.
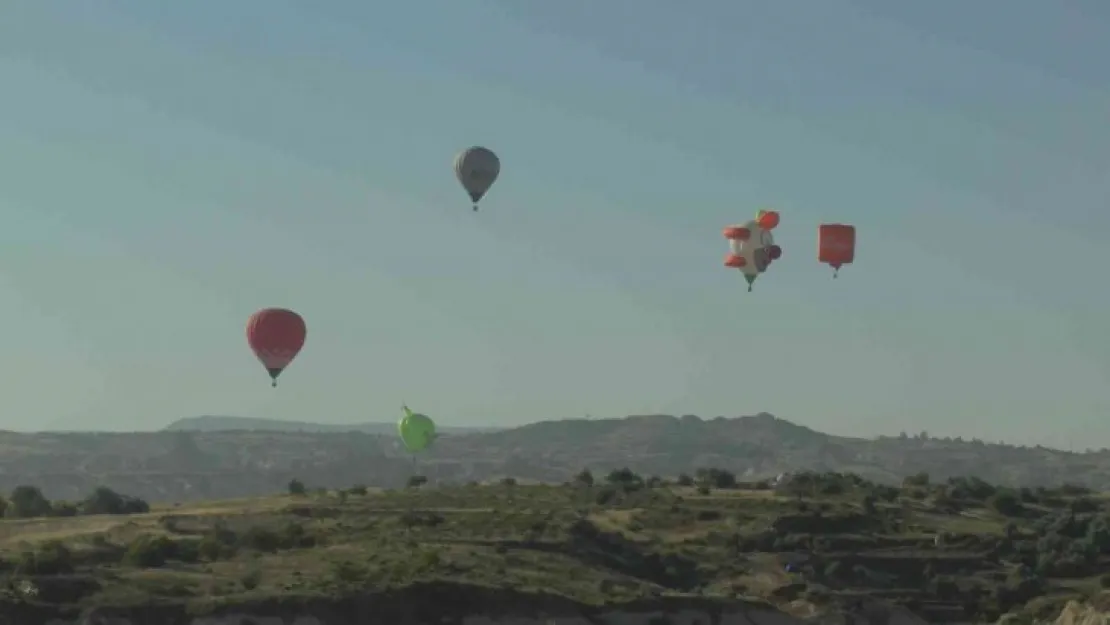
[453,146,500,211]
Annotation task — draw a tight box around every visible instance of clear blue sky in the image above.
[0,0,1107,446]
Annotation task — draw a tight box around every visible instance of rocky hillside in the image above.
[0,473,1070,624]
[0,413,1108,502]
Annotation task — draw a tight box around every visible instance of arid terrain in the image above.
[2,413,1109,503]
[1,468,1110,624]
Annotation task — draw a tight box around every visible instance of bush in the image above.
[16,541,73,575]
[594,487,620,505]
[52,502,79,517]
[932,576,960,599]
[174,538,201,563]
[606,468,644,491]
[232,522,313,552]
[81,487,149,515]
[240,527,284,552]
[871,485,900,502]
[399,511,444,528]
[198,535,232,561]
[330,560,367,584]
[287,479,307,496]
[279,521,315,548]
[695,468,736,489]
[241,569,262,590]
[1069,498,1099,514]
[946,476,997,501]
[989,492,1024,516]
[123,536,177,568]
[903,472,930,487]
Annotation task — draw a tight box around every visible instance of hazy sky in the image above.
[0,1,1107,445]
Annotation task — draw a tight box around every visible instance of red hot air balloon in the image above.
[246,308,306,387]
[818,224,856,278]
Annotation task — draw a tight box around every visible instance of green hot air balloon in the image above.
[398,405,437,453]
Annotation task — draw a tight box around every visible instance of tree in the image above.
[696,467,737,489]
[123,536,174,568]
[903,472,930,487]
[82,487,149,515]
[287,479,306,496]
[605,468,644,490]
[7,486,51,518]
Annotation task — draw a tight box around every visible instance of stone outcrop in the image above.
[1050,598,1110,625]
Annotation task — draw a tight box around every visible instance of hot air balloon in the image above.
[246,308,306,387]
[399,405,437,453]
[723,216,782,292]
[453,146,500,211]
[818,224,855,278]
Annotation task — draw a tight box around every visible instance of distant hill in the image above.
[163,415,500,435]
[2,412,1109,503]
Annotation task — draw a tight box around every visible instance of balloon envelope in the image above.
[398,407,437,453]
[246,308,306,382]
[453,146,500,204]
[756,210,780,230]
[818,224,856,268]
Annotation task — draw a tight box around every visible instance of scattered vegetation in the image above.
[0,470,1105,623]
[1,485,148,520]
